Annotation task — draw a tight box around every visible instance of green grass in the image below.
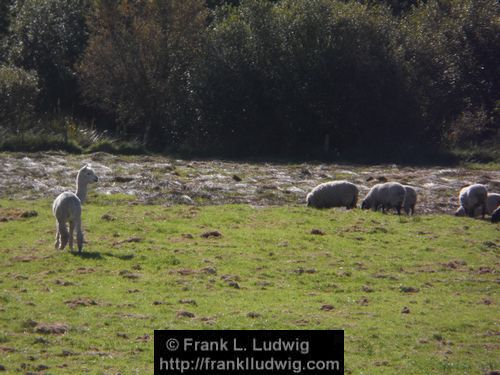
[0,199,498,374]
[461,162,500,172]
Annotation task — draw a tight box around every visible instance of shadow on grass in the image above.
[103,252,135,260]
[69,251,134,260]
[70,251,103,259]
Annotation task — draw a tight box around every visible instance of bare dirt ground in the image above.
[1,152,499,214]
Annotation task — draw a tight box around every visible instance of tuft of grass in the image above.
[450,145,500,165]
[0,133,83,153]
[0,199,498,374]
[0,126,147,156]
[85,140,146,155]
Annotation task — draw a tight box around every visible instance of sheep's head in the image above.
[492,207,500,223]
[361,199,369,210]
[78,164,99,185]
[306,193,312,207]
[454,206,466,217]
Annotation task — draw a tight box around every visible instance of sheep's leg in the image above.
[396,205,402,215]
[69,221,75,252]
[481,204,486,219]
[467,207,475,218]
[411,205,415,215]
[75,221,84,253]
[54,221,60,249]
[58,222,69,250]
[347,197,357,210]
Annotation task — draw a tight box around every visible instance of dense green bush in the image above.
[0,0,12,36]
[0,0,13,62]
[0,65,39,134]
[0,132,83,153]
[194,0,420,156]
[8,0,89,111]
[78,0,207,148]
[399,0,500,146]
[0,0,496,160]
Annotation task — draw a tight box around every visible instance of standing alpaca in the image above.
[53,165,98,252]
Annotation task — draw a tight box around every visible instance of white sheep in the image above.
[455,192,500,217]
[306,181,359,209]
[53,165,98,252]
[454,184,488,218]
[361,182,406,215]
[403,185,418,215]
[485,193,500,214]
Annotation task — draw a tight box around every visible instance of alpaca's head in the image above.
[77,164,99,185]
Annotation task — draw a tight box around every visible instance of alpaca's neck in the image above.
[76,178,88,204]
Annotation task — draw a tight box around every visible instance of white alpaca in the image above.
[53,165,98,252]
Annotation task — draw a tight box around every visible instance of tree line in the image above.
[0,0,498,159]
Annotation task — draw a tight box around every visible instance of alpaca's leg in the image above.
[54,221,60,249]
[58,221,69,250]
[75,221,84,253]
[69,221,75,251]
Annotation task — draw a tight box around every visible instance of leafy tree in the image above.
[197,0,415,157]
[0,0,14,62]
[79,0,207,147]
[0,65,39,134]
[0,0,13,36]
[366,0,421,15]
[400,0,500,145]
[206,0,241,8]
[9,0,89,110]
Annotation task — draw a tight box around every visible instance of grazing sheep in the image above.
[454,206,466,217]
[455,193,500,217]
[306,181,359,209]
[491,206,500,223]
[454,184,488,218]
[484,193,500,215]
[403,185,418,215]
[361,182,406,215]
[53,165,98,252]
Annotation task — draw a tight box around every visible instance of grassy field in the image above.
[0,195,498,374]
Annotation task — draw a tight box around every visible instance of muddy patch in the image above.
[10,255,48,263]
[0,208,38,222]
[35,323,69,335]
[201,231,222,238]
[176,310,195,318]
[0,153,499,214]
[65,298,98,309]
